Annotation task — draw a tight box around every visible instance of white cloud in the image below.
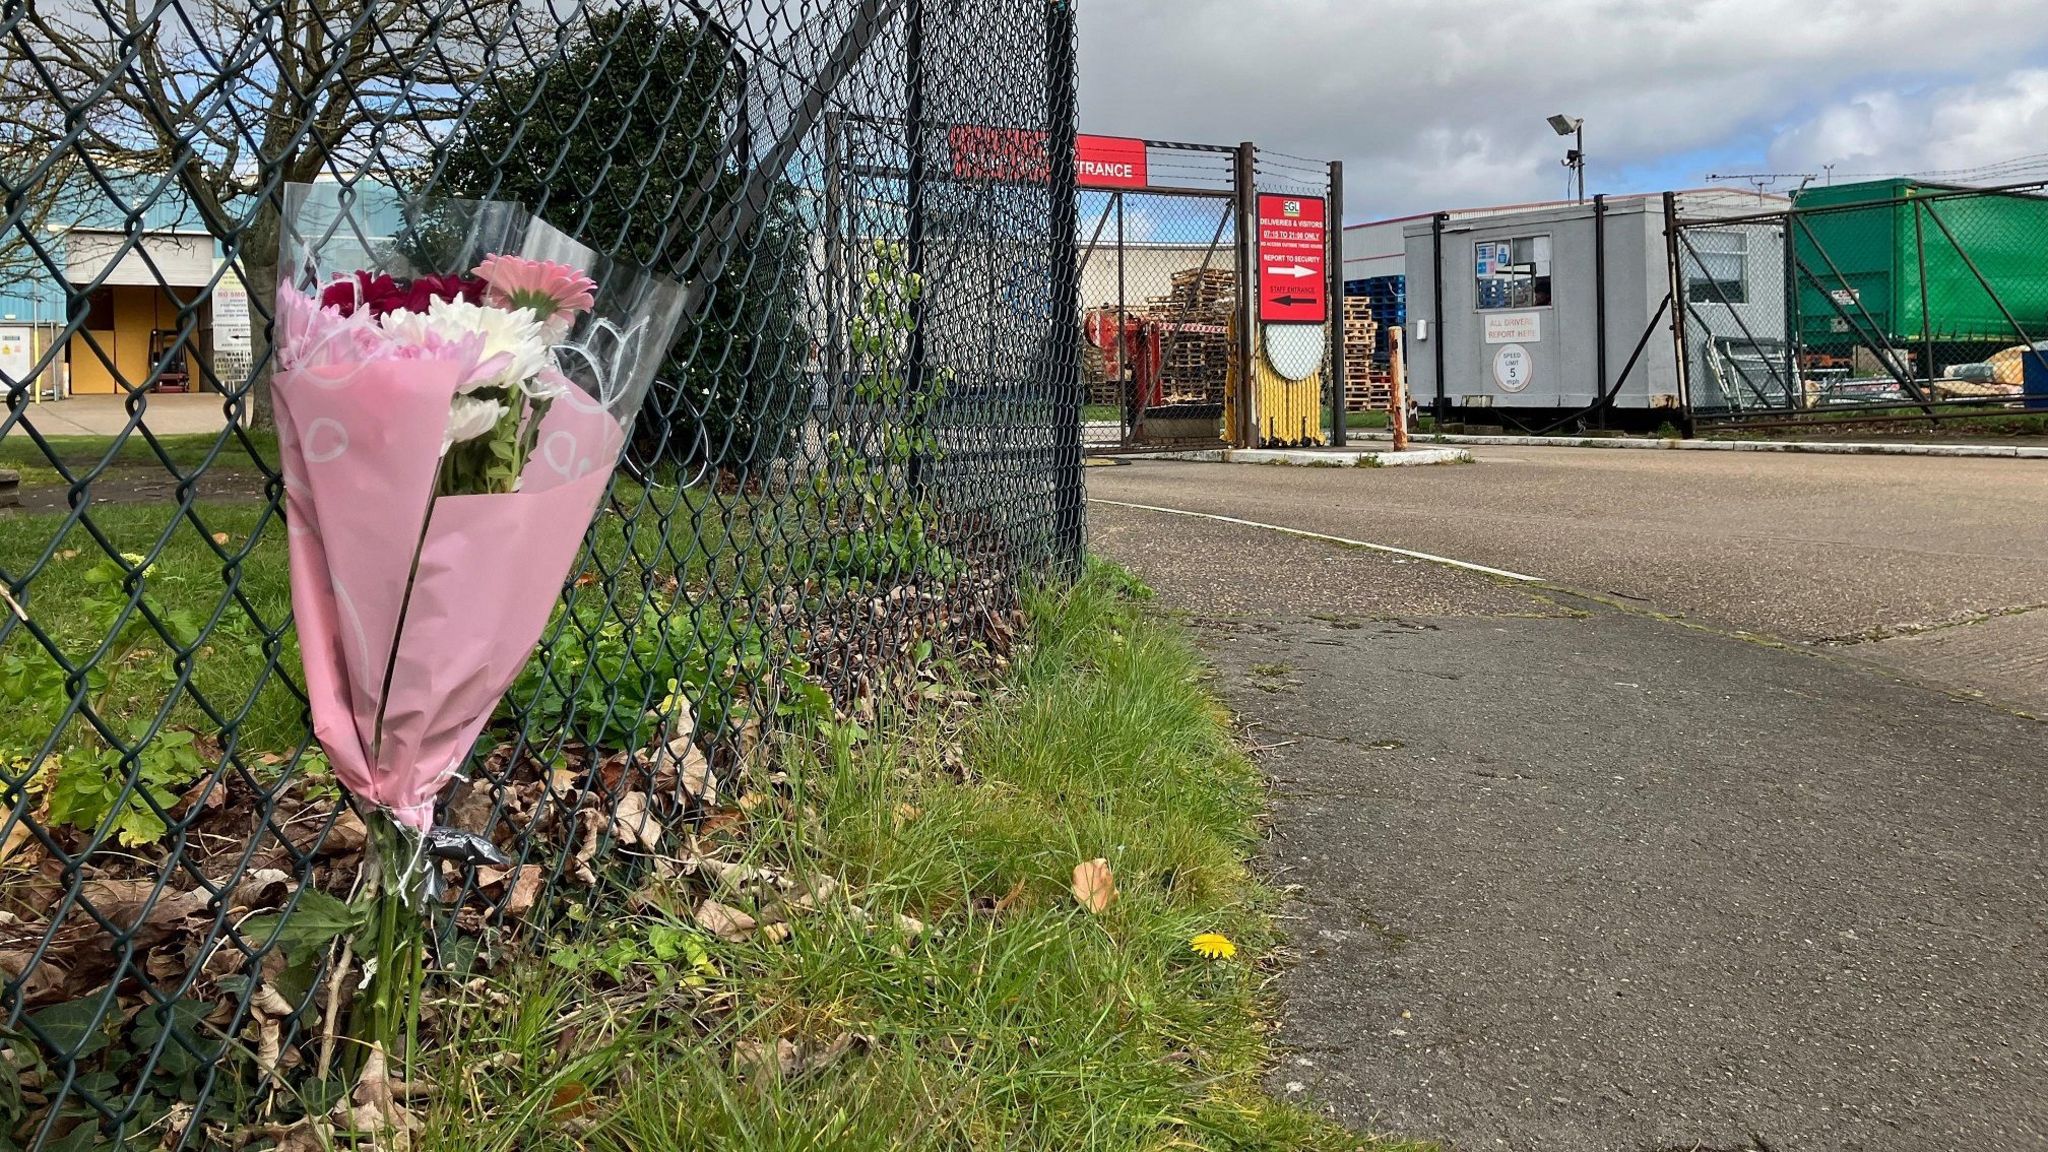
[1768,70,2048,182]
[1079,0,2048,217]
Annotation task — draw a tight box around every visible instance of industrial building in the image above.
[0,175,251,401]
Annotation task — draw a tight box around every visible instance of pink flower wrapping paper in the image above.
[275,351,623,829]
[273,185,681,832]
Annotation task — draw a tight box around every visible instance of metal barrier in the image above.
[1676,180,2048,427]
[0,1,1080,1146]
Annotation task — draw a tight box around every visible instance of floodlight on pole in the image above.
[1549,114,1585,203]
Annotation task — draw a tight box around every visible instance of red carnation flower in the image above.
[321,271,402,317]
[320,270,487,318]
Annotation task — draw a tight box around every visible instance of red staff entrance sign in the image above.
[947,128,1149,190]
[1256,193,1328,323]
[1074,135,1148,189]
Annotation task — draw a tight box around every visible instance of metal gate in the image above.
[1675,179,2048,429]
[1079,142,1243,450]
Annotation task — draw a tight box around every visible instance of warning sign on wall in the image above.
[1256,194,1327,323]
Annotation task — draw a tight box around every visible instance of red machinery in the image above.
[1085,308,1228,411]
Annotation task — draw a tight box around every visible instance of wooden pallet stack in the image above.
[1145,268,1236,404]
[1342,295,1395,412]
[1080,338,1116,405]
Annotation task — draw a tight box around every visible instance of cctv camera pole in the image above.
[1574,121,1585,203]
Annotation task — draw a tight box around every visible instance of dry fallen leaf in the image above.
[610,791,662,852]
[252,982,297,1017]
[761,922,792,944]
[229,869,295,913]
[571,808,606,885]
[0,801,32,869]
[156,1102,195,1151]
[681,757,718,807]
[1070,859,1117,914]
[81,880,210,937]
[697,807,747,838]
[694,898,757,941]
[688,855,770,891]
[503,865,545,917]
[0,949,66,1005]
[330,1043,420,1139]
[251,1014,283,1079]
[546,1082,595,1123]
[302,809,368,857]
[790,875,839,912]
[733,1037,801,1083]
[992,876,1029,915]
[733,1033,868,1084]
[211,532,230,546]
[254,1120,334,1152]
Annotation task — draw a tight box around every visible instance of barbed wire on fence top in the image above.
[0,1,1079,1147]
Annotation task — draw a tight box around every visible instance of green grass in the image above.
[1343,411,1435,433]
[418,563,1427,1152]
[0,428,282,491]
[1082,403,1121,423]
[0,477,738,765]
[0,501,306,754]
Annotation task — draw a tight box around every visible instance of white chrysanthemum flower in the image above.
[525,360,574,403]
[383,298,550,394]
[443,395,509,453]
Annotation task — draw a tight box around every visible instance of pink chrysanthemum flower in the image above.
[472,254,597,328]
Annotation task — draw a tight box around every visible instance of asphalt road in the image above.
[1091,447,2048,716]
[1086,451,2048,1152]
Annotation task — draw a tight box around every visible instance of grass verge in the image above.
[418,561,1426,1152]
[0,428,282,490]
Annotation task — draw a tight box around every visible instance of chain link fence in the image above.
[1677,180,2048,425]
[0,0,1080,1146]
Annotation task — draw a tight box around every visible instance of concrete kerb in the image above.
[1121,446,1472,468]
[1349,430,2048,460]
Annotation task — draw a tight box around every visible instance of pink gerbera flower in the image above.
[472,254,598,328]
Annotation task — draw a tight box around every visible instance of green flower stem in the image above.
[350,812,428,1079]
[511,397,553,484]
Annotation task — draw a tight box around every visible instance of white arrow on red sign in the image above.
[1266,264,1316,279]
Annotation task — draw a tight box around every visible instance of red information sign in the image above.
[1256,193,1328,323]
[947,127,1148,189]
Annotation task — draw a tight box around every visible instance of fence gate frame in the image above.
[1077,138,1243,451]
[1672,178,2048,431]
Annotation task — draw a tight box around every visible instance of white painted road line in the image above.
[1087,498,1545,584]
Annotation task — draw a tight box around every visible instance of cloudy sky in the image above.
[1077,0,2048,222]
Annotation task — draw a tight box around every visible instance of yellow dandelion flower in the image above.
[1189,932,1237,961]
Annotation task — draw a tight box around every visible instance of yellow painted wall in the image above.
[66,286,203,395]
